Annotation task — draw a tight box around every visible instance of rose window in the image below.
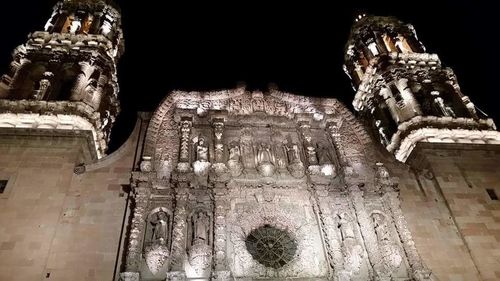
[245,224,297,268]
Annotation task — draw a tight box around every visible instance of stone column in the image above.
[396,78,422,116]
[177,117,192,172]
[121,185,150,281]
[168,186,188,280]
[70,61,92,101]
[311,184,344,279]
[91,73,108,109]
[212,184,231,280]
[349,187,381,276]
[383,190,434,280]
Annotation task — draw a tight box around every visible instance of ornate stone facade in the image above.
[2,3,500,281]
[120,87,436,280]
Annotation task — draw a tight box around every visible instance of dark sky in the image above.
[1,1,498,152]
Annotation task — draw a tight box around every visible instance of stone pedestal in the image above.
[212,270,231,281]
[167,271,186,281]
[119,272,140,281]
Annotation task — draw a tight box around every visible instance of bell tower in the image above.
[0,0,124,159]
[343,15,500,162]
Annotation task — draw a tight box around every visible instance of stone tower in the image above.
[343,15,500,162]
[0,0,124,159]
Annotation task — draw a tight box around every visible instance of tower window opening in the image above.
[0,180,8,193]
[487,189,498,201]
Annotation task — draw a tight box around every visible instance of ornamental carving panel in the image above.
[120,88,435,281]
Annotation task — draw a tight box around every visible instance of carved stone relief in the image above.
[120,89,435,281]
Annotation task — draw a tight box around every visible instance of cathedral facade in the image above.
[1,1,500,281]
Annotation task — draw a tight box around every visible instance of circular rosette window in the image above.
[245,224,297,269]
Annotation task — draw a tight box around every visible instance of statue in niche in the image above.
[144,209,171,275]
[274,144,288,169]
[286,143,302,164]
[196,136,209,162]
[240,138,255,169]
[317,144,336,177]
[33,72,53,100]
[338,212,364,274]
[256,142,275,177]
[257,142,272,164]
[84,78,97,97]
[229,142,241,162]
[192,211,210,245]
[286,143,305,178]
[227,141,243,177]
[375,162,393,192]
[99,110,113,141]
[375,120,390,146]
[193,135,211,176]
[34,79,50,100]
[150,210,170,246]
[371,212,402,275]
[305,145,319,166]
[431,91,455,117]
[338,212,356,241]
[188,210,212,274]
[317,144,332,165]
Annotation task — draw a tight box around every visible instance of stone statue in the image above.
[274,144,288,169]
[229,142,241,162]
[257,142,272,164]
[150,211,169,246]
[286,143,305,178]
[305,145,319,165]
[193,211,210,244]
[33,72,53,100]
[431,91,455,117]
[317,144,332,165]
[257,142,275,177]
[99,110,112,140]
[375,120,390,146]
[338,212,364,275]
[286,143,301,164]
[375,162,393,192]
[188,211,213,275]
[196,136,209,162]
[34,79,50,100]
[227,141,243,177]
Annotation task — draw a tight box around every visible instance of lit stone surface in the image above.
[1,3,500,281]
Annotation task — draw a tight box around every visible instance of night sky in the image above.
[1,1,498,152]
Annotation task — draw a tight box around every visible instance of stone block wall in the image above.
[0,120,142,281]
[398,143,500,281]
